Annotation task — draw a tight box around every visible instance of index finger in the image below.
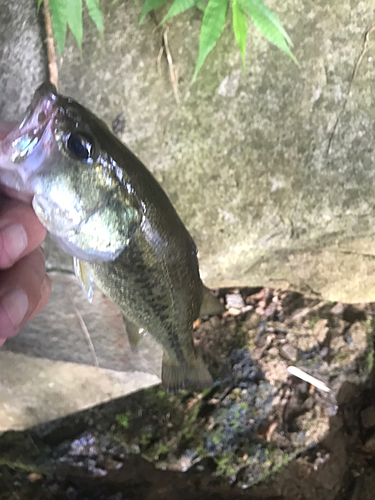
[0,197,47,269]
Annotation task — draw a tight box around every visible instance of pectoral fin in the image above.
[199,286,224,317]
[74,257,95,303]
[122,314,147,351]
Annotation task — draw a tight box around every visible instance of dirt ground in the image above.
[1,287,375,500]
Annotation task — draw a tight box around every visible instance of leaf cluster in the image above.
[141,0,297,78]
[38,0,103,53]
[38,0,297,78]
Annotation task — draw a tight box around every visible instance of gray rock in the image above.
[0,350,159,431]
[225,293,245,310]
[279,344,298,362]
[0,0,46,119]
[267,347,279,358]
[314,319,329,344]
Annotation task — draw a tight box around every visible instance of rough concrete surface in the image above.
[1,0,375,429]
[0,351,159,431]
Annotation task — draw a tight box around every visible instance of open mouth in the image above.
[9,83,58,164]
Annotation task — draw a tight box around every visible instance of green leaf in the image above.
[238,0,297,64]
[85,0,104,35]
[232,0,247,70]
[193,0,229,80]
[252,0,292,45]
[67,0,83,47]
[37,0,43,12]
[139,0,167,24]
[50,0,68,54]
[161,0,196,24]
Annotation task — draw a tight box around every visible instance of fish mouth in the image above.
[12,83,58,161]
[0,82,59,193]
[2,82,58,166]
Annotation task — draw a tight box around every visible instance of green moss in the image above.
[112,433,141,454]
[357,318,375,375]
[308,314,319,330]
[181,399,201,441]
[0,459,41,474]
[116,411,131,428]
[155,443,170,455]
[139,428,154,447]
[235,326,249,349]
[361,317,373,335]
[214,452,237,478]
[212,435,220,445]
[255,450,294,484]
[367,348,374,372]
[229,388,242,401]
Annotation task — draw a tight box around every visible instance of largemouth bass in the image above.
[0,82,222,391]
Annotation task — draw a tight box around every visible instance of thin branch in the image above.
[157,46,164,77]
[74,307,99,368]
[327,22,375,155]
[163,28,180,105]
[42,0,58,88]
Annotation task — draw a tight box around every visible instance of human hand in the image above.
[0,126,51,345]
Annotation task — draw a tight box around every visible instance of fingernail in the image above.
[1,289,29,328]
[2,224,28,260]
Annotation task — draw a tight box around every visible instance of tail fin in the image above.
[161,352,213,392]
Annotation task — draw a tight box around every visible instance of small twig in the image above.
[42,0,58,88]
[327,22,375,155]
[162,28,180,105]
[287,366,331,393]
[289,301,327,322]
[255,333,275,360]
[265,421,278,442]
[74,307,99,368]
[157,46,164,77]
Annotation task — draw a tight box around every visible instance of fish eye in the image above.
[66,132,94,162]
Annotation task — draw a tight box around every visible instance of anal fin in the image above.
[122,314,147,351]
[199,285,224,317]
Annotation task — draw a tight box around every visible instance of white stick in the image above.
[287,366,331,393]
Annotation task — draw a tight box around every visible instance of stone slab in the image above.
[0,351,159,431]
